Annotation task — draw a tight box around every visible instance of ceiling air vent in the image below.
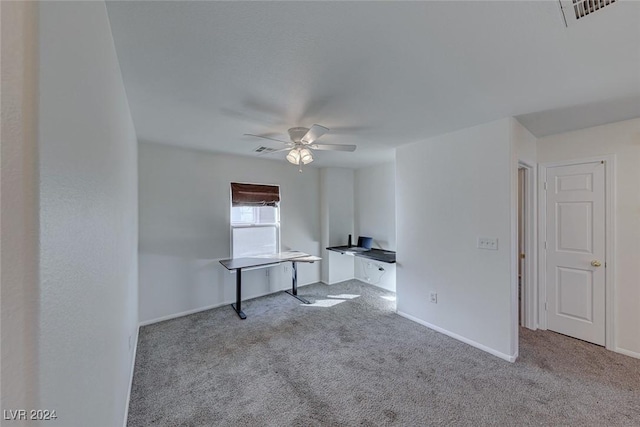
[254,146,277,154]
[572,0,615,20]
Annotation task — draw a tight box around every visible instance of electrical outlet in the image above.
[477,237,498,250]
[429,292,437,303]
[283,265,290,273]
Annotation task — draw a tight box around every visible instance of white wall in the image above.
[537,118,640,358]
[396,118,516,360]
[354,162,397,291]
[320,168,355,284]
[138,143,321,323]
[1,0,39,416]
[38,2,139,426]
[355,162,396,250]
[512,118,537,166]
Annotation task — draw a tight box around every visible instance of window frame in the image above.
[229,197,281,259]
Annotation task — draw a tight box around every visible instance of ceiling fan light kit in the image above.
[286,147,313,174]
[286,148,301,165]
[244,124,357,172]
[299,148,313,164]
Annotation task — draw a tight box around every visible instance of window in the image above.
[231,205,280,258]
[230,183,280,258]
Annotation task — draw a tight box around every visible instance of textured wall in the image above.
[1,1,40,418]
[354,162,397,291]
[396,119,516,360]
[38,2,138,426]
[138,143,321,324]
[320,168,355,284]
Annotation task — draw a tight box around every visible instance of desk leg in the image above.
[285,261,310,304]
[231,269,247,319]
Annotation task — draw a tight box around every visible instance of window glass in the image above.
[232,226,278,258]
[230,191,280,258]
[231,206,278,225]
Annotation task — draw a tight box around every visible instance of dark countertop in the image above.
[326,246,396,264]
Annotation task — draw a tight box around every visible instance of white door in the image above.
[545,161,605,345]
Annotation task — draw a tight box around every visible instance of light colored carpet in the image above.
[128,280,640,426]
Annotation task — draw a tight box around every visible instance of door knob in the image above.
[591,260,602,267]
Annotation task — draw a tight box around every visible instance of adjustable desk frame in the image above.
[283,262,307,304]
[220,253,319,319]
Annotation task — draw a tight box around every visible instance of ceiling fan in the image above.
[244,124,356,171]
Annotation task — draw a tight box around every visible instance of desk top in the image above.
[220,251,321,271]
[326,246,396,264]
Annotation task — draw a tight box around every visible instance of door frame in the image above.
[538,155,616,350]
[518,161,537,330]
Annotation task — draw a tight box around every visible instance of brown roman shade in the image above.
[230,182,280,207]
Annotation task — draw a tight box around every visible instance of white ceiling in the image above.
[106,1,640,168]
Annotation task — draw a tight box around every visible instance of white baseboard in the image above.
[123,324,140,427]
[138,282,316,327]
[535,328,638,360]
[396,311,517,363]
[354,278,396,293]
[321,278,394,292]
[326,278,355,285]
[322,277,360,285]
[615,347,640,360]
[139,302,229,327]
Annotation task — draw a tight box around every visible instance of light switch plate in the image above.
[477,237,498,250]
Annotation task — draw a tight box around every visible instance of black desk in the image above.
[219,251,321,319]
[326,246,396,264]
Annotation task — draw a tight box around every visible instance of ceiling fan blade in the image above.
[243,134,292,145]
[257,147,291,157]
[308,143,356,152]
[301,124,329,144]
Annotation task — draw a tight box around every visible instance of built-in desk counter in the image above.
[326,246,396,264]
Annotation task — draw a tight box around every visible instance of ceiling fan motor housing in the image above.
[288,127,310,143]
